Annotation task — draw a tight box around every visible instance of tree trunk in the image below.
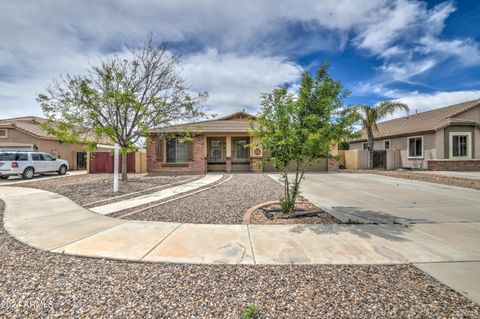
[368,150,373,170]
[367,129,375,170]
[121,153,128,182]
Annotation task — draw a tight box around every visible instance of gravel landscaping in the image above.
[250,201,341,225]
[370,170,480,190]
[1,201,479,318]
[122,174,285,224]
[18,173,198,206]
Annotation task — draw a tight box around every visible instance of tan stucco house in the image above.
[0,116,88,170]
[147,111,332,174]
[349,99,480,170]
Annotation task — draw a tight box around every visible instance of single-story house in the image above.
[0,116,88,170]
[147,111,333,173]
[349,99,480,170]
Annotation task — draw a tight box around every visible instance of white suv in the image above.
[0,151,69,180]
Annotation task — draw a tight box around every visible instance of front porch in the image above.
[206,136,256,172]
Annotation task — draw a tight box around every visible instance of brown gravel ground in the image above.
[1,201,480,318]
[251,201,341,225]
[123,174,286,224]
[110,174,231,219]
[18,173,198,206]
[369,170,480,190]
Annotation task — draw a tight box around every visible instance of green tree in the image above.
[37,35,207,181]
[354,102,409,169]
[250,64,359,213]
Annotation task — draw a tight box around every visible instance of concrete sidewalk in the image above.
[2,173,480,303]
[89,174,223,215]
[2,185,480,266]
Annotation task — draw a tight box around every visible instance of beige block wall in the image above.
[135,151,147,173]
[344,149,368,170]
[386,149,401,170]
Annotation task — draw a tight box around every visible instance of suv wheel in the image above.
[58,165,67,175]
[22,167,35,180]
[0,176,8,180]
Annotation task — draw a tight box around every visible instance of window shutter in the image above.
[187,140,194,161]
[157,139,164,161]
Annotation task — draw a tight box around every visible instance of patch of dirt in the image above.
[250,201,341,225]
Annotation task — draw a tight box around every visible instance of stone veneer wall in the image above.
[427,160,480,171]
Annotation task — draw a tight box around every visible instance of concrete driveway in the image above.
[294,173,480,304]
[294,173,480,224]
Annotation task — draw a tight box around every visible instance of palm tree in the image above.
[355,101,409,169]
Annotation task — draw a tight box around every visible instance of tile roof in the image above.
[0,116,54,139]
[352,99,480,142]
[151,112,256,134]
[0,116,106,143]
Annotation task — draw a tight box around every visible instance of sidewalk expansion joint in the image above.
[49,221,127,252]
[140,223,183,260]
[246,225,256,265]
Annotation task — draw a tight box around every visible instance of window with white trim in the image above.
[384,140,390,150]
[449,132,471,159]
[408,136,423,158]
[166,138,188,163]
[0,129,7,138]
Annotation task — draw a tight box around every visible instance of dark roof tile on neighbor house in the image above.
[351,99,480,142]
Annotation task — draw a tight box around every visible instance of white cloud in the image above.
[418,36,480,66]
[182,49,302,116]
[378,59,438,82]
[354,0,420,54]
[352,1,480,83]
[0,0,479,118]
[394,90,480,113]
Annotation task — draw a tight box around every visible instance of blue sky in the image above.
[1,0,479,119]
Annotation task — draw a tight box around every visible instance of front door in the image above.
[231,137,250,171]
[207,138,226,171]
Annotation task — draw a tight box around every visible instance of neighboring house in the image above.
[147,111,331,173]
[349,99,480,170]
[0,116,88,170]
